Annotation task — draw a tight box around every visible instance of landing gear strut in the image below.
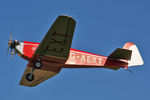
[26,57,43,82]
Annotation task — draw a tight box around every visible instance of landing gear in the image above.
[26,57,43,82]
[34,60,42,69]
[26,73,34,81]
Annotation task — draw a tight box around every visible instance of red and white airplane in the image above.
[8,15,144,87]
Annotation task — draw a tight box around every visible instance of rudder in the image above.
[123,42,144,67]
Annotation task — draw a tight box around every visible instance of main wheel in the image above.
[26,73,34,81]
[34,61,42,69]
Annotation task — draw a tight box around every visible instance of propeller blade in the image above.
[10,48,13,58]
[8,30,13,57]
[7,45,10,55]
[9,31,12,41]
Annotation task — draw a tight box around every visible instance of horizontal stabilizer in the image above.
[108,48,132,60]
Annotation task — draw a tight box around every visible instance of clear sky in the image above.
[0,0,150,100]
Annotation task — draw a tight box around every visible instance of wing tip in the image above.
[59,15,76,23]
[19,83,37,87]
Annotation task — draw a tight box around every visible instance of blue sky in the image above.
[0,0,150,100]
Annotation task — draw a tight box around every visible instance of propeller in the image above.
[7,31,20,58]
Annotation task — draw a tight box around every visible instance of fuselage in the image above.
[15,41,128,70]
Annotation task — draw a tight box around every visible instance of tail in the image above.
[123,42,144,67]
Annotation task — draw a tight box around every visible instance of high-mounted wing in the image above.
[20,15,76,87]
[34,15,76,60]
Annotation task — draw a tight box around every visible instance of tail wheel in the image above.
[26,73,34,81]
[34,61,42,69]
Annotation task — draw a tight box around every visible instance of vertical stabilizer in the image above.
[123,42,144,67]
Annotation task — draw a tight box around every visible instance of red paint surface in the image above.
[23,41,39,58]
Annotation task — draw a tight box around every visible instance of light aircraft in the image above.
[8,15,144,87]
